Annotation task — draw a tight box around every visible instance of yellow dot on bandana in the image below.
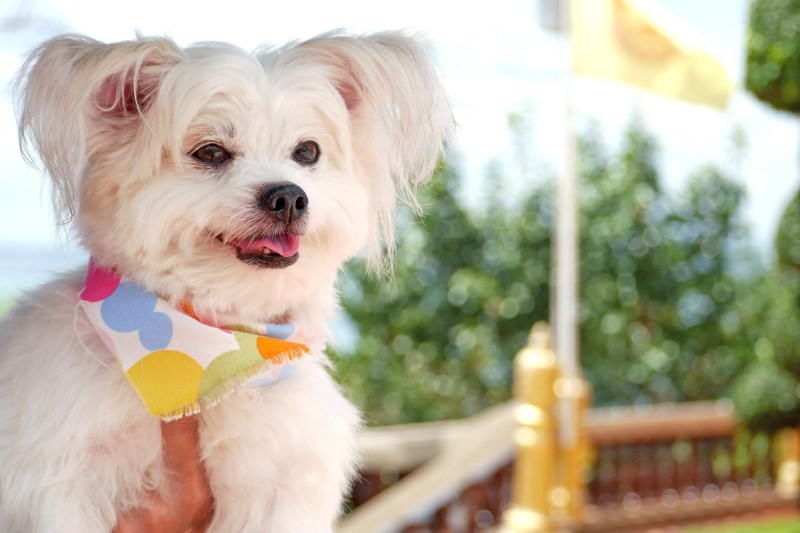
[126,350,204,417]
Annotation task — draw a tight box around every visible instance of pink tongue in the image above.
[230,234,300,257]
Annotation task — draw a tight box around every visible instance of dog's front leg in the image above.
[199,357,359,533]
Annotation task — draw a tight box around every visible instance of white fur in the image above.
[1,31,453,532]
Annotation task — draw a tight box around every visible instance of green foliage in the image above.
[333,117,763,426]
[736,0,800,431]
[729,193,800,431]
[773,204,800,393]
[776,190,800,272]
[746,0,800,113]
[0,297,13,317]
[686,517,800,533]
[334,161,553,425]
[578,118,757,406]
[731,359,800,432]
[726,159,800,430]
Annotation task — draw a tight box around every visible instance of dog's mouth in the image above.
[217,233,301,269]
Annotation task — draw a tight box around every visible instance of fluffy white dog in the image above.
[0,31,452,532]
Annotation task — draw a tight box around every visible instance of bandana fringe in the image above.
[158,348,308,421]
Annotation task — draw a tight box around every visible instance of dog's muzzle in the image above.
[220,182,309,269]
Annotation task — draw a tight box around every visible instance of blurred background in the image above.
[3,1,800,530]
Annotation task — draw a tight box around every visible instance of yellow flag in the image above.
[571,0,733,109]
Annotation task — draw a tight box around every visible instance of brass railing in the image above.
[339,323,800,532]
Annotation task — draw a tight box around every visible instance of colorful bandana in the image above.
[78,259,310,420]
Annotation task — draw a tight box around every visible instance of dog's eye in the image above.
[291,141,320,166]
[193,144,230,164]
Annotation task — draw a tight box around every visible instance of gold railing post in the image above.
[552,377,592,524]
[502,322,559,533]
[775,427,800,500]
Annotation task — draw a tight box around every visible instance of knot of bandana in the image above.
[78,258,310,420]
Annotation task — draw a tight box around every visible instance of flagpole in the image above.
[501,3,590,528]
[553,0,580,430]
[555,72,578,381]
[551,1,590,521]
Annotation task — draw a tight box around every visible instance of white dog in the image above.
[0,31,452,532]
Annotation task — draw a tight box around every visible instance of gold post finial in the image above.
[528,321,552,350]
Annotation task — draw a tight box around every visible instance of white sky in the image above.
[0,0,796,270]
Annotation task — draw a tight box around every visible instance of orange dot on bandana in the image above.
[257,336,309,362]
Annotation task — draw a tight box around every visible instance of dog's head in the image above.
[15,32,453,321]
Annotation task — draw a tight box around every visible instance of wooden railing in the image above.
[579,404,793,531]
[341,402,516,533]
[339,324,800,533]
[342,402,797,532]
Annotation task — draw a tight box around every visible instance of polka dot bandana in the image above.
[78,259,310,420]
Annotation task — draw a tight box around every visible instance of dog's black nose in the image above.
[258,183,308,221]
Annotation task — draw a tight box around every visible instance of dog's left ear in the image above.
[15,35,182,225]
[275,32,455,271]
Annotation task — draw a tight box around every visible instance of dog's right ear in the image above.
[14,35,182,224]
[273,32,455,275]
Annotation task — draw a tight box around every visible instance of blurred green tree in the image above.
[730,0,800,431]
[746,0,800,113]
[729,201,800,431]
[578,117,758,406]
[334,159,554,424]
[333,117,761,426]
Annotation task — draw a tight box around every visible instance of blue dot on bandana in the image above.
[265,323,295,340]
[100,282,173,350]
[139,311,173,351]
[101,282,159,332]
[277,361,298,381]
